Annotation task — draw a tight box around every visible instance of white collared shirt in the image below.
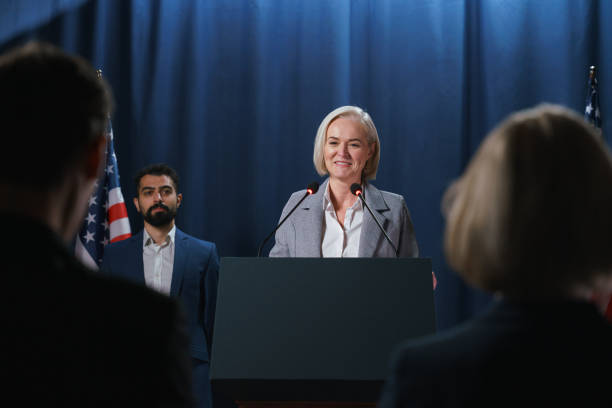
[321,183,363,257]
[142,225,176,295]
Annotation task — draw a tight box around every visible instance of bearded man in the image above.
[101,163,219,408]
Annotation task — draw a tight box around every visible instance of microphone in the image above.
[257,181,320,257]
[350,183,399,258]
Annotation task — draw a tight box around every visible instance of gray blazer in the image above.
[269,179,418,257]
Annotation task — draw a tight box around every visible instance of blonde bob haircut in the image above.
[313,106,380,181]
[443,104,612,299]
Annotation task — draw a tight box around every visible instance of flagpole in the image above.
[584,65,601,131]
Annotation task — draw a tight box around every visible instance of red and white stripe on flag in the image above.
[108,186,131,243]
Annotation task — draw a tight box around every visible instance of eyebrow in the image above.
[140,185,173,191]
[327,136,363,141]
[327,136,363,143]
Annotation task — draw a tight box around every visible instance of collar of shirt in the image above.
[323,182,363,222]
[143,225,176,249]
[321,182,364,257]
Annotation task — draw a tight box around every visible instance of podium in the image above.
[210,258,436,408]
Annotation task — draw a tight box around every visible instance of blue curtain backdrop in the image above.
[1,0,610,331]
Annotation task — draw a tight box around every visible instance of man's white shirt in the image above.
[142,225,176,295]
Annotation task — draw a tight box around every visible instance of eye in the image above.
[350,143,361,148]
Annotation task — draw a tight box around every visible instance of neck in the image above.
[144,220,175,244]
[328,177,359,209]
[0,179,89,243]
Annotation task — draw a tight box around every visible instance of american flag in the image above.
[584,65,601,129]
[75,123,131,269]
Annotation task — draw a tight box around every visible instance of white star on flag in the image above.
[84,231,95,243]
[86,213,96,224]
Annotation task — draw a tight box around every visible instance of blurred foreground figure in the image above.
[1,42,193,407]
[378,104,612,408]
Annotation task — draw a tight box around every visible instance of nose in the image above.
[153,191,163,202]
[339,142,350,156]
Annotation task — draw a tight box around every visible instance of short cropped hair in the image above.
[0,41,112,189]
[443,104,612,298]
[134,163,180,194]
[313,106,381,181]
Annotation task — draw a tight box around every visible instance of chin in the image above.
[331,173,359,183]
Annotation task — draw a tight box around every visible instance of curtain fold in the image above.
[1,0,607,330]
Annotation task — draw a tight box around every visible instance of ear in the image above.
[133,197,141,213]
[176,193,183,208]
[367,142,375,159]
[84,134,107,181]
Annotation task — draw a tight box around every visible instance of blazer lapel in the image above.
[358,183,390,257]
[170,228,187,297]
[129,231,146,285]
[294,179,326,257]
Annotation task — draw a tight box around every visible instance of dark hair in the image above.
[134,163,180,194]
[0,41,112,189]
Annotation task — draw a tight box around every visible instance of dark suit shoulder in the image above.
[6,236,193,407]
[390,315,480,371]
[177,228,217,252]
[85,268,174,306]
[382,299,612,407]
[104,232,140,252]
[63,256,181,330]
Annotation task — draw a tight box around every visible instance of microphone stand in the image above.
[257,182,319,257]
[351,183,399,258]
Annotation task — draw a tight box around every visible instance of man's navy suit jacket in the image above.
[101,228,219,363]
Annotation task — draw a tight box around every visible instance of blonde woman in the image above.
[269,106,418,258]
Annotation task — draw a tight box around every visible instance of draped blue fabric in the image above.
[1,0,610,331]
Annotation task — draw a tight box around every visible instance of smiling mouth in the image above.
[334,161,352,166]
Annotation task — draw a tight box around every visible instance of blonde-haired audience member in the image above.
[378,104,612,408]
